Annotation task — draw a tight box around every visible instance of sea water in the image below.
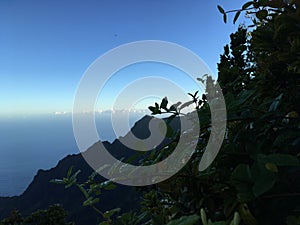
[0,113,145,196]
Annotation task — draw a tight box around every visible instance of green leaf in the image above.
[148,105,161,114]
[70,169,81,180]
[256,10,268,20]
[166,114,177,124]
[231,164,255,201]
[265,154,299,166]
[258,0,270,6]
[188,92,194,98]
[268,93,283,112]
[200,208,207,225]
[148,106,156,113]
[98,221,110,225]
[231,164,252,182]
[101,180,117,190]
[178,100,194,110]
[259,0,285,7]
[83,197,99,206]
[252,175,276,197]
[160,97,168,110]
[273,130,300,147]
[197,77,205,83]
[67,166,73,178]
[287,215,300,225]
[233,11,241,24]
[169,104,179,112]
[265,163,278,172]
[251,162,277,197]
[223,13,227,23]
[136,211,148,224]
[194,91,199,97]
[232,212,241,225]
[65,179,76,189]
[166,124,174,138]
[50,179,65,185]
[108,157,125,176]
[77,184,89,199]
[95,164,110,174]
[155,102,159,109]
[166,215,200,225]
[242,2,253,10]
[103,208,121,219]
[217,5,225,14]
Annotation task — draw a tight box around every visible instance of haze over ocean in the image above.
[0,112,145,196]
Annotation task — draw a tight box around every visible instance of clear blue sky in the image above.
[0,0,246,116]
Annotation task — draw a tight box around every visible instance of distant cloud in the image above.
[54,111,68,115]
[57,109,149,115]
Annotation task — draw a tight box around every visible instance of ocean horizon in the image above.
[0,112,146,197]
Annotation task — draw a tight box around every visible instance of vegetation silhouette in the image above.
[1,0,300,224]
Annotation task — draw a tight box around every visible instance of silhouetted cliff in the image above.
[0,115,180,225]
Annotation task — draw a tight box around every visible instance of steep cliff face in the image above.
[0,115,180,225]
[0,152,141,225]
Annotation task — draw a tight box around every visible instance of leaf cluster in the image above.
[0,205,74,225]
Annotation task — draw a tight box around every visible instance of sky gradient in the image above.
[0,0,247,116]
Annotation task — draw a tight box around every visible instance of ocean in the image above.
[0,113,145,197]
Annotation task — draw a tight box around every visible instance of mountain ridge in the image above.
[0,115,180,224]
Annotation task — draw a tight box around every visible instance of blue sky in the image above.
[0,0,247,116]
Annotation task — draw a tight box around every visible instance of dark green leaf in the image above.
[65,179,76,189]
[169,104,178,112]
[160,97,168,110]
[148,106,161,114]
[264,154,299,166]
[166,114,176,124]
[256,10,268,20]
[287,215,300,225]
[217,5,225,14]
[242,2,253,10]
[252,176,276,197]
[233,11,241,24]
[178,100,194,110]
[83,197,99,206]
[210,222,226,225]
[103,208,121,219]
[155,102,159,109]
[258,0,269,6]
[166,215,200,225]
[265,163,278,172]
[67,166,73,178]
[223,13,227,23]
[70,169,81,180]
[101,180,117,190]
[99,221,110,225]
[268,93,283,112]
[77,184,89,199]
[251,162,278,197]
[259,0,285,7]
[231,164,252,183]
[148,106,156,113]
[166,124,174,138]
[188,93,194,98]
[197,77,205,83]
[50,179,65,185]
